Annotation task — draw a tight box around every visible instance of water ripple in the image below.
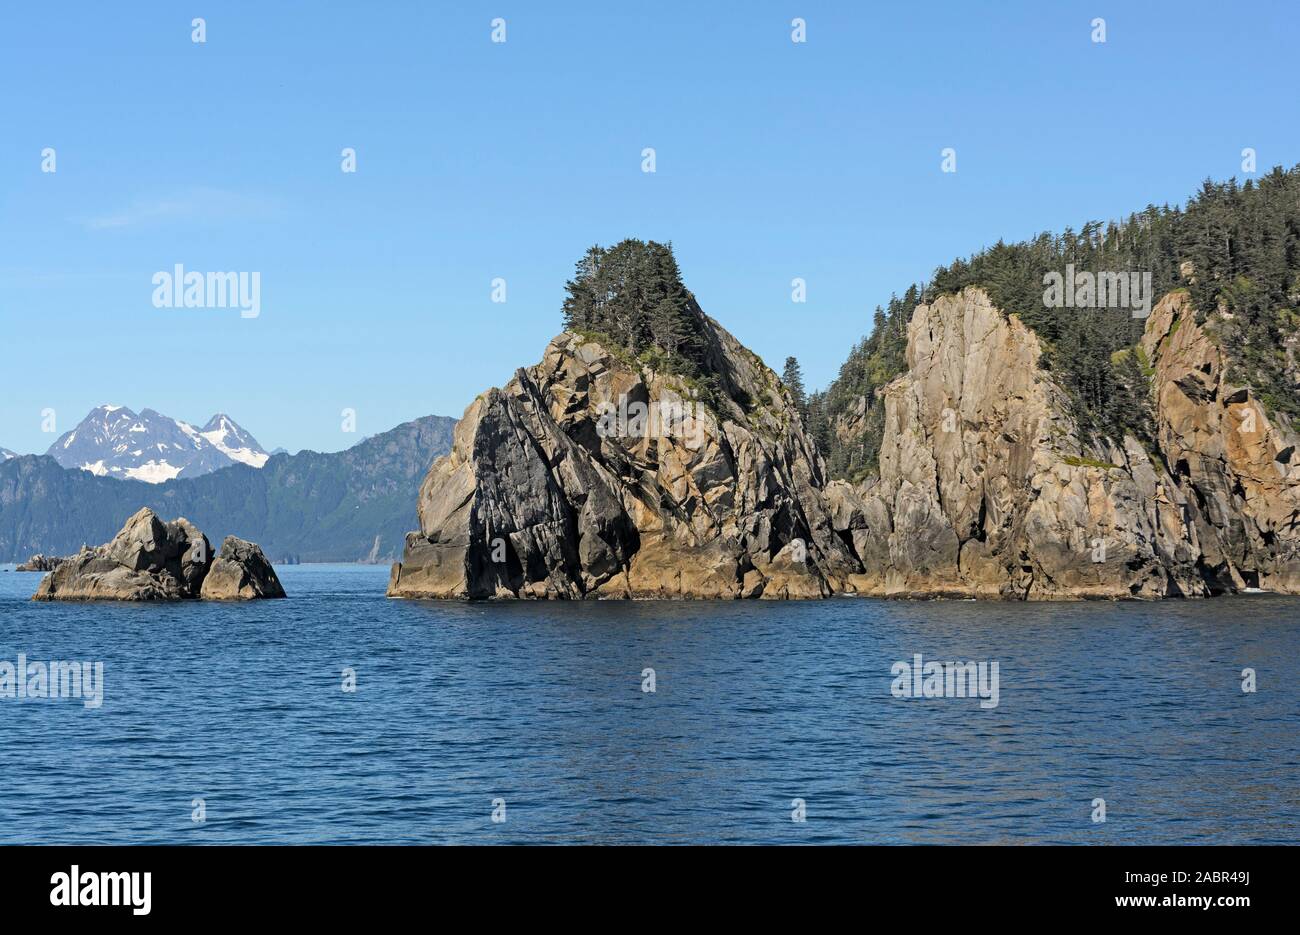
[0,564,1297,843]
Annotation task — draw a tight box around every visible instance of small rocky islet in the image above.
[15,554,66,572]
[31,507,284,602]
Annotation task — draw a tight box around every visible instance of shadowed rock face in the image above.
[32,508,283,601]
[199,536,286,600]
[392,286,1300,601]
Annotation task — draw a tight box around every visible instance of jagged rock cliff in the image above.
[829,288,1199,598]
[388,318,858,599]
[1140,291,1300,592]
[831,287,1300,598]
[392,286,1300,600]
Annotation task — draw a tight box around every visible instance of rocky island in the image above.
[32,507,285,601]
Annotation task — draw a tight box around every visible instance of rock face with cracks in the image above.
[199,536,287,600]
[391,287,1300,600]
[833,288,1201,599]
[1138,291,1300,593]
[389,315,856,599]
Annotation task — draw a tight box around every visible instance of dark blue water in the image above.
[0,563,1296,844]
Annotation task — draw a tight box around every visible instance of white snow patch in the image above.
[177,421,205,448]
[123,460,183,483]
[200,424,269,468]
[222,447,269,468]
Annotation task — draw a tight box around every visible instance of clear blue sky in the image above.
[2,0,1297,455]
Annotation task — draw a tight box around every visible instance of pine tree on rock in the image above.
[559,239,718,401]
[782,356,808,417]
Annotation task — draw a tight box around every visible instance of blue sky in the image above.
[2,0,1298,455]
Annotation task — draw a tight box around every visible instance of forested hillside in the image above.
[810,165,1300,481]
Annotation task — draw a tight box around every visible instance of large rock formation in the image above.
[389,317,858,599]
[830,287,1300,598]
[391,286,1300,601]
[32,508,284,601]
[832,288,1204,598]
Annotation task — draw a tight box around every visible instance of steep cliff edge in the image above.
[829,288,1203,599]
[829,287,1300,598]
[1139,291,1300,592]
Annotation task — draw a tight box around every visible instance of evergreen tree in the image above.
[559,239,719,401]
[805,391,832,455]
[781,356,807,416]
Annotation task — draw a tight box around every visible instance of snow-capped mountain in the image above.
[46,405,270,483]
[1,447,17,460]
[200,413,270,468]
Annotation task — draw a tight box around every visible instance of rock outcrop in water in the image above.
[389,318,858,599]
[829,288,1196,598]
[391,284,1300,601]
[199,536,286,600]
[16,553,67,572]
[32,508,284,601]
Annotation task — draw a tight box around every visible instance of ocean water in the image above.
[0,563,1296,845]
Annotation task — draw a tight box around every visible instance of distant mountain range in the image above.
[46,405,269,482]
[0,415,456,563]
